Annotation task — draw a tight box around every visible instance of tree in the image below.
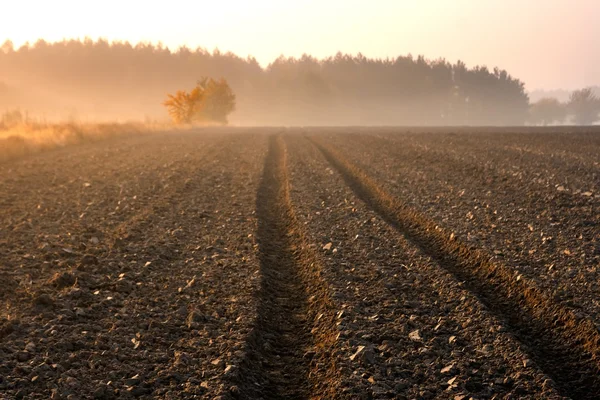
[529,97,566,125]
[163,89,201,124]
[568,88,600,125]
[198,77,236,124]
[163,78,235,125]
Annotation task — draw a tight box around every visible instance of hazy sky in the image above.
[3,0,599,90]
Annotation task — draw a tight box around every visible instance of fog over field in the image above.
[3,2,600,399]
[3,40,599,126]
[2,128,600,398]
[3,0,599,126]
[0,39,535,126]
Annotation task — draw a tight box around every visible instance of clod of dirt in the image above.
[211,358,224,367]
[92,384,112,399]
[0,319,18,338]
[16,351,31,362]
[0,273,18,293]
[114,278,134,293]
[123,375,141,386]
[81,254,99,265]
[33,293,55,307]
[349,345,375,364]
[48,271,76,289]
[186,310,207,329]
[174,351,191,367]
[408,329,422,341]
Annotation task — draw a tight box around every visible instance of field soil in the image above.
[1,127,599,399]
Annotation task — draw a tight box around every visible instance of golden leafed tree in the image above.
[163,89,201,124]
[163,78,235,125]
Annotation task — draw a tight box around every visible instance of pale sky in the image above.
[2,0,599,90]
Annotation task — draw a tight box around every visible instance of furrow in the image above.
[229,134,340,399]
[309,135,600,399]
[0,137,221,323]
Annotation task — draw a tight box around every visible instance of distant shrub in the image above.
[164,78,236,125]
[568,88,600,125]
[529,98,566,125]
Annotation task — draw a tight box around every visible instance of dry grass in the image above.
[0,122,161,162]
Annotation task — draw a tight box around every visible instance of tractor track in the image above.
[229,134,340,399]
[309,135,600,399]
[0,132,266,398]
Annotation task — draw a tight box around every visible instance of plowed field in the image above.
[1,128,599,399]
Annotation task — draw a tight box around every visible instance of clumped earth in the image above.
[1,127,599,399]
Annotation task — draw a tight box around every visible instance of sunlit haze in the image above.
[3,2,600,399]
[3,0,599,90]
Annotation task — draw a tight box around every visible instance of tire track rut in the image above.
[309,135,600,399]
[231,134,340,399]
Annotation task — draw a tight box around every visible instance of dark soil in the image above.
[1,127,598,399]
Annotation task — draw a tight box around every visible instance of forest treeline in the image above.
[0,39,595,125]
[529,88,600,126]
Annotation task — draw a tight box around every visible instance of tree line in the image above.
[0,39,598,125]
[529,88,600,125]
